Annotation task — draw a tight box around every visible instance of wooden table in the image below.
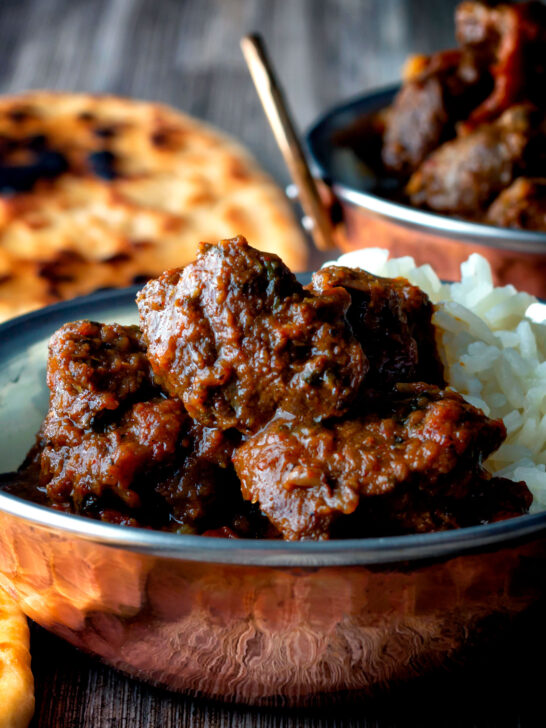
[1,0,542,724]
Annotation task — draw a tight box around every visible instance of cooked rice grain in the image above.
[326,249,546,511]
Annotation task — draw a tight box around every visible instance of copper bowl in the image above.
[306,86,546,298]
[1,288,546,707]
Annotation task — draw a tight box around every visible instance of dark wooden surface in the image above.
[1,0,542,725]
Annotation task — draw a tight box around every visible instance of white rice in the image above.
[324,248,546,512]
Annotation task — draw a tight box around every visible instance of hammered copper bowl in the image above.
[1,289,546,707]
[306,86,546,299]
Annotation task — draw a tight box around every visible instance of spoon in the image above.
[241,33,337,252]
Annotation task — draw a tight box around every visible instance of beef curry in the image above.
[339,1,546,229]
[0,236,531,539]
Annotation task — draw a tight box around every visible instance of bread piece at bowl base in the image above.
[0,584,34,728]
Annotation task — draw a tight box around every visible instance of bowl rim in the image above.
[306,84,546,255]
[1,287,546,568]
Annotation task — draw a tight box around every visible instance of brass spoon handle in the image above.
[241,33,337,252]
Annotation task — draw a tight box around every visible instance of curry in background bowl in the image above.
[306,0,546,298]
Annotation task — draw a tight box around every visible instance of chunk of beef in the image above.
[46,320,153,430]
[456,1,546,126]
[233,384,524,540]
[382,49,492,176]
[38,320,186,521]
[406,104,536,217]
[485,177,546,229]
[330,468,531,538]
[137,236,367,434]
[152,423,267,536]
[309,266,445,390]
[41,396,187,518]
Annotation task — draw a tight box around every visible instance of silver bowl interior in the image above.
[1,286,545,568]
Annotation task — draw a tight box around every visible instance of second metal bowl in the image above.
[306,86,546,298]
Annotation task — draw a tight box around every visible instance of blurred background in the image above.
[0,0,460,185]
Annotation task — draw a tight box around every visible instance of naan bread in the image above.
[0,587,33,728]
[0,92,308,322]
